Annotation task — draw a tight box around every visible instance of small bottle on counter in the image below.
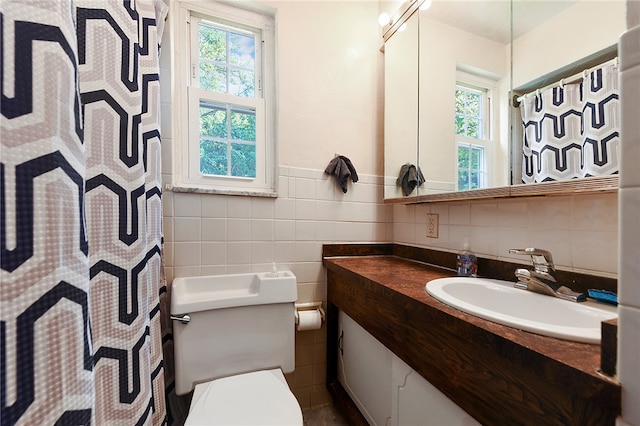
[456,239,477,277]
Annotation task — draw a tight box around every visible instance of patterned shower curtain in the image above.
[520,63,620,183]
[581,64,620,177]
[1,0,168,424]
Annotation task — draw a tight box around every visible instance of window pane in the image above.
[200,140,227,175]
[471,172,480,189]
[200,103,227,138]
[200,62,226,92]
[455,85,486,140]
[198,23,256,97]
[455,90,465,114]
[465,92,481,116]
[199,102,257,178]
[458,145,469,168]
[471,147,481,169]
[458,170,469,190]
[466,118,479,138]
[229,69,255,97]
[455,116,465,135]
[230,109,256,141]
[199,25,226,61]
[229,32,255,68]
[456,83,489,190]
[231,143,256,177]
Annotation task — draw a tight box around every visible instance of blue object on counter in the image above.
[588,289,618,305]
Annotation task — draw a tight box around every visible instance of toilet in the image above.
[171,271,303,425]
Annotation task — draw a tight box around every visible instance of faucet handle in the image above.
[508,248,555,273]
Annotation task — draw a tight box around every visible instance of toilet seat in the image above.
[186,369,303,425]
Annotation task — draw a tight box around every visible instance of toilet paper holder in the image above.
[294,302,325,325]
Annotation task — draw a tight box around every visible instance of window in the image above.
[172,1,276,196]
[455,77,492,191]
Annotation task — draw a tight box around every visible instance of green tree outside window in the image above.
[198,22,257,178]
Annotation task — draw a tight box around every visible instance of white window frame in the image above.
[455,71,496,191]
[171,0,277,196]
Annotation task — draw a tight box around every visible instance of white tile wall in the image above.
[617,16,640,426]
[618,187,640,308]
[163,167,390,304]
[393,193,619,276]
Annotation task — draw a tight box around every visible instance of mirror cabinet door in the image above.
[382,0,626,202]
[417,4,509,195]
[511,1,625,187]
[384,11,419,200]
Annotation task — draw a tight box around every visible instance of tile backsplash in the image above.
[393,192,619,277]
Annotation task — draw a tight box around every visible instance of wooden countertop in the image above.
[324,254,620,425]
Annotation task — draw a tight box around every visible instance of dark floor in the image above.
[303,404,350,426]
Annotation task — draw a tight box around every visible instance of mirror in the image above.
[417,1,510,195]
[384,10,419,199]
[383,0,626,201]
[510,1,624,187]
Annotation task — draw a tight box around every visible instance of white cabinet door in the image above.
[338,311,479,426]
[338,311,392,426]
[391,356,480,426]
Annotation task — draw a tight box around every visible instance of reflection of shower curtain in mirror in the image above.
[520,64,619,183]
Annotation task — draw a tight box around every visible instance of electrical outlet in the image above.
[426,213,439,238]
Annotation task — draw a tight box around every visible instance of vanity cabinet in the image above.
[324,252,620,426]
[337,311,479,425]
[382,0,625,204]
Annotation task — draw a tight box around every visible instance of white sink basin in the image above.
[426,277,617,344]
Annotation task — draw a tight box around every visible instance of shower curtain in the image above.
[1,0,168,424]
[520,64,620,183]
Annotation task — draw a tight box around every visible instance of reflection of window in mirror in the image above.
[455,72,495,191]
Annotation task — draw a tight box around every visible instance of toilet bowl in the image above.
[171,271,303,425]
[186,369,302,425]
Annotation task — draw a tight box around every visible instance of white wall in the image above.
[512,0,626,88]
[270,0,384,176]
[629,0,640,28]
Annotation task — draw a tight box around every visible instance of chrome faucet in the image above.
[508,248,586,302]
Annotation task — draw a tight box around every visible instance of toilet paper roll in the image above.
[296,310,322,331]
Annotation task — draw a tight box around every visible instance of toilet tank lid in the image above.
[171,271,297,315]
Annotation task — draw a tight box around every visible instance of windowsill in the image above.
[168,183,278,198]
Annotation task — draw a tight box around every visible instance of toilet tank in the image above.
[171,271,297,395]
